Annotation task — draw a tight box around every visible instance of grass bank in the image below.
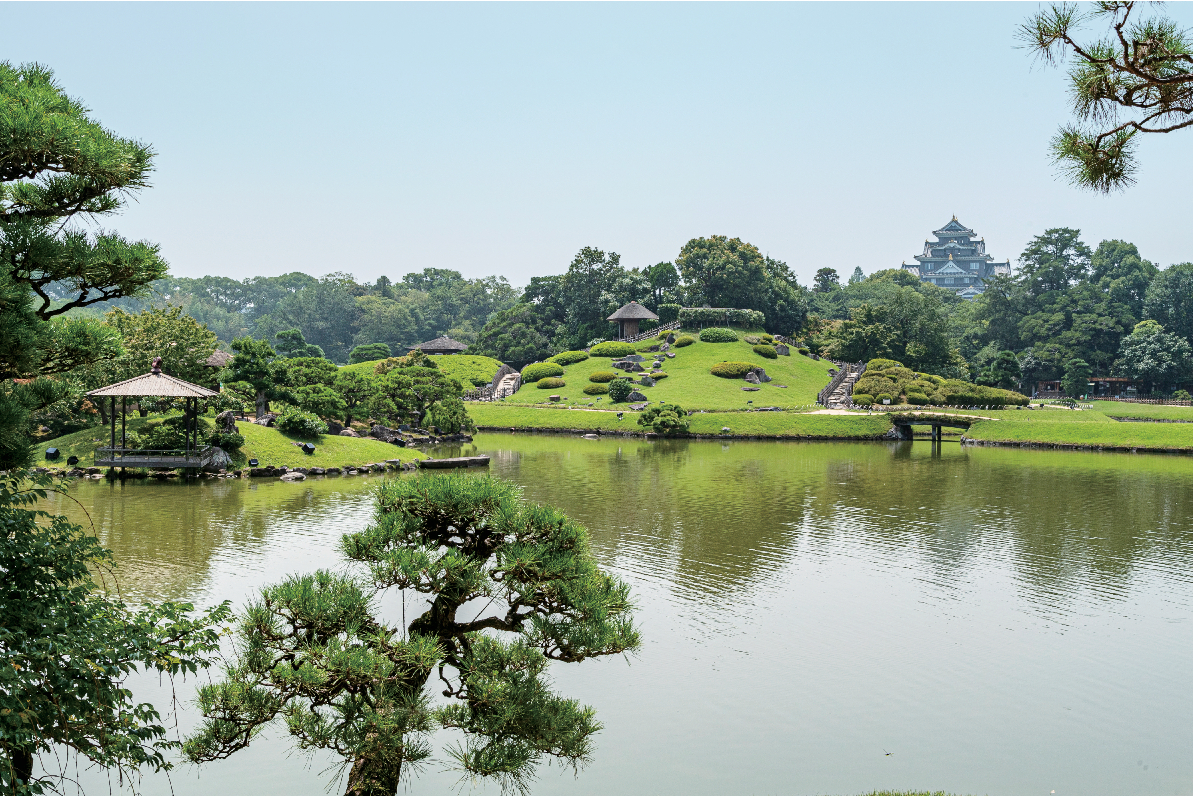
[1090,400,1193,421]
[342,353,505,388]
[33,418,429,470]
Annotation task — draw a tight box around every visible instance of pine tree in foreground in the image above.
[184,475,640,796]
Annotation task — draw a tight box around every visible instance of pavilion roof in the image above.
[205,350,233,368]
[607,301,658,321]
[410,336,469,352]
[86,371,219,398]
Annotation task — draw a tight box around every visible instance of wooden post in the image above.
[110,397,116,451]
[121,397,126,450]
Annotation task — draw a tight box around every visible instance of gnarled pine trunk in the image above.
[344,754,400,796]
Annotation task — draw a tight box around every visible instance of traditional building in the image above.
[607,301,658,339]
[900,217,1011,299]
[409,336,468,355]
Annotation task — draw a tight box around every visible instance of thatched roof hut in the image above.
[606,301,658,339]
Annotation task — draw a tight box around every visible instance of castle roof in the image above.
[607,301,658,321]
[932,216,975,237]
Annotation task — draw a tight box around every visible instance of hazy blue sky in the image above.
[3,2,1191,287]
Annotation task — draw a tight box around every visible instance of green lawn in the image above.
[33,417,429,469]
[499,337,835,411]
[1091,400,1193,421]
[964,416,1193,449]
[342,353,505,388]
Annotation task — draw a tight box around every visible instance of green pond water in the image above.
[43,434,1193,796]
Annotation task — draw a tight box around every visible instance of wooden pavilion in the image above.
[607,301,658,339]
[86,358,220,469]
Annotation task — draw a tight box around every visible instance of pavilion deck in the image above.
[94,445,218,469]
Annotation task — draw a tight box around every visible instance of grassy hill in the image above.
[341,354,505,388]
[33,417,429,470]
[502,336,835,411]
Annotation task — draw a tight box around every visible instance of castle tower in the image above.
[900,217,1011,299]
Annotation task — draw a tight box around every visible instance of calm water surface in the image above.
[45,435,1193,796]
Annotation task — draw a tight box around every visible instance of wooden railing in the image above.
[613,320,681,344]
[94,445,218,469]
[818,361,865,406]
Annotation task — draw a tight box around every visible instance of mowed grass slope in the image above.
[1091,400,1193,421]
[33,417,429,469]
[341,354,505,387]
[501,337,835,410]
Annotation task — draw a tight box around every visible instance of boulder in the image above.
[744,372,760,384]
[628,402,648,411]
[280,471,306,482]
[661,343,670,351]
[215,410,238,433]
[255,413,278,427]
[742,386,760,391]
[325,420,344,435]
[666,333,676,344]
[651,361,662,369]
[645,345,661,352]
[613,360,635,371]
[549,394,561,402]
[623,354,646,362]
[627,390,647,402]
[309,467,326,475]
[339,428,359,437]
[751,367,771,383]
[638,376,655,387]
[370,424,403,444]
[205,447,233,471]
[326,467,342,475]
[774,344,790,356]
[666,352,676,358]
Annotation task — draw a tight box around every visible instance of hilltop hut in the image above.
[86,358,220,469]
[409,336,469,356]
[607,301,658,340]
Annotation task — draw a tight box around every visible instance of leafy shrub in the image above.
[753,345,778,359]
[583,383,609,395]
[906,393,929,406]
[876,393,893,404]
[429,397,477,435]
[797,348,810,356]
[673,335,696,348]
[657,303,681,324]
[866,358,904,371]
[637,403,689,436]
[679,307,766,328]
[140,416,213,450]
[521,362,565,383]
[760,333,774,344]
[349,343,392,364]
[374,350,438,374]
[607,379,634,402]
[745,335,761,345]
[276,408,328,439]
[536,377,566,389]
[208,430,245,451]
[710,361,756,378]
[699,327,739,343]
[852,394,874,406]
[1174,389,1192,401]
[651,372,668,379]
[550,350,589,366]
[589,341,637,357]
[588,371,618,383]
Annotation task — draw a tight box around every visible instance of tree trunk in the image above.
[256,391,269,418]
[96,400,109,426]
[12,748,33,789]
[343,754,400,796]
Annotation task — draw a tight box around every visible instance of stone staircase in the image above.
[817,362,865,409]
[494,371,521,398]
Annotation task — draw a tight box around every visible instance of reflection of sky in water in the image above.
[48,437,1193,796]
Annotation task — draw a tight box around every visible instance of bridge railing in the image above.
[612,320,681,344]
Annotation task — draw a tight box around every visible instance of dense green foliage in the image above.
[588,371,618,383]
[607,379,633,402]
[710,361,757,378]
[673,335,696,348]
[521,362,565,383]
[582,383,609,395]
[699,327,739,343]
[349,342,392,364]
[588,341,636,357]
[753,344,778,359]
[274,406,328,438]
[856,359,1028,407]
[184,475,638,795]
[637,403,690,435]
[679,307,767,329]
[0,471,229,793]
[549,350,590,366]
[536,377,566,389]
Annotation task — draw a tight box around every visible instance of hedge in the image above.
[521,362,565,382]
[651,372,668,379]
[536,377,566,389]
[276,408,328,439]
[906,393,929,405]
[710,361,756,378]
[583,383,609,395]
[589,341,637,357]
[852,394,874,406]
[699,327,739,343]
[589,371,619,383]
[674,335,696,348]
[657,303,681,324]
[876,393,893,403]
[760,333,774,344]
[753,344,778,359]
[550,350,589,366]
[679,307,766,328]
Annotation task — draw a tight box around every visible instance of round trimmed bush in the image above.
[589,341,637,357]
[876,392,893,404]
[651,372,668,379]
[583,383,609,395]
[710,361,756,378]
[699,327,738,343]
[521,362,565,382]
[208,431,245,451]
[760,333,774,344]
[753,344,778,359]
[550,350,589,366]
[673,335,696,348]
[906,392,929,405]
[852,394,874,406]
[536,377,566,389]
[588,371,618,383]
[276,408,328,439]
[797,347,810,356]
[607,378,634,403]
[744,335,761,345]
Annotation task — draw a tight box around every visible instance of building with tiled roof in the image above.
[900,217,1011,299]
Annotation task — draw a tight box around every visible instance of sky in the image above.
[3,2,1191,289]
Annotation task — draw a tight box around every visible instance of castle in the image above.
[900,217,1011,299]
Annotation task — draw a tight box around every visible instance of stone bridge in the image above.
[888,412,986,442]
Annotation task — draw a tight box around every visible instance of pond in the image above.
[45,434,1193,796]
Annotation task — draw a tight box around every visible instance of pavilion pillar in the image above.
[121,397,126,449]
[110,397,116,451]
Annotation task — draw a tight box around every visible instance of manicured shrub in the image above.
[852,394,874,406]
[673,335,696,348]
[866,358,904,371]
[589,341,637,357]
[797,347,810,356]
[637,403,689,436]
[876,393,893,404]
[760,333,774,344]
[753,344,778,359]
[208,430,246,451]
[521,362,565,383]
[657,303,681,324]
[550,350,589,366]
[710,361,756,378]
[583,383,609,395]
[679,307,766,328]
[607,378,634,402]
[1175,389,1193,401]
[276,408,328,439]
[699,327,739,343]
[745,335,761,345]
[589,371,619,383]
[651,372,668,379]
[906,393,929,405]
[536,377,566,389]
